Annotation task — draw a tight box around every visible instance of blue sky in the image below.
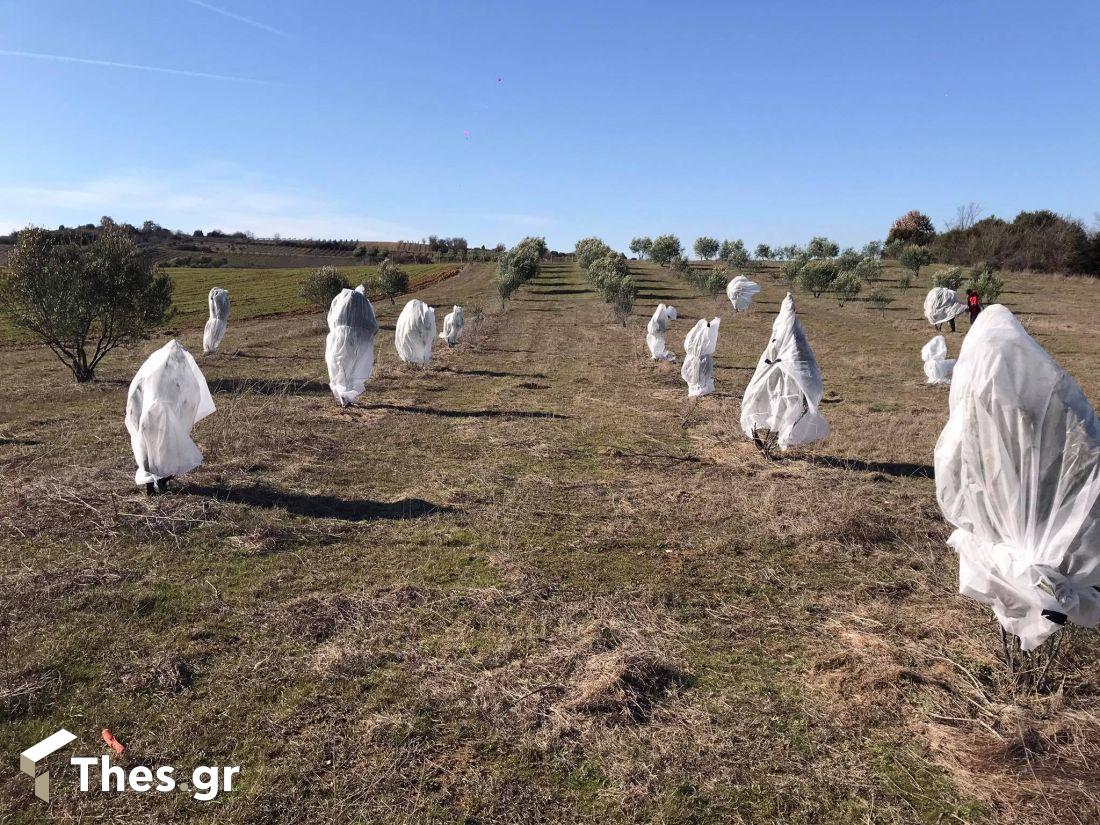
[1,0,1097,251]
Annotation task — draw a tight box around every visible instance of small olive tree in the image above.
[898,244,934,281]
[648,234,683,265]
[575,237,612,270]
[755,243,773,260]
[629,236,652,259]
[694,236,720,261]
[375,259,409,304]
[866,289,893,317]
[932,266,965,290]
[300,265,351,308]
[0,225,174,382]
[833,271,862,305]
[720,239,750,269]
[807,236,839,258]
[798,260,839,297]
[968,265,1004,303]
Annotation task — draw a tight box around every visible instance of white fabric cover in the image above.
[202,287,230,354]
[740,293,829,449]
[646,304,677,361]
[680,317,720,397]
[921,335,956,386]
[395,299,437,365]
[125,340,215,485]
[924,287,967,327]
[440,305,465,347]
[726,276,761,312]
[325,287,379,406]
[935,305,1100,650]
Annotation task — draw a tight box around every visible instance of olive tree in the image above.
[375,258,409,304]
[0,225,174,382]
[719,239,750,269]
[497,237,544,305]
[629,236,652,259]
[832,271,862,305]
[807,236,840,258]
[754,243,773,260]
[575,237,612,270]
[693,236,720,261]
[648,234,683,266]
[589,253,637,325]
[300,265,351,308]
[797,260,839,298]
[898,244,934,280]
[968,265,1004,303]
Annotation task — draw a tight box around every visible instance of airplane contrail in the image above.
[184,0,288,37]
[0,49,275,85]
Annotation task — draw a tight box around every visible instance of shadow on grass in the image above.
[183,482,456,521]
[207,378,332,395]
[437,365,547,379]
[526,288,591,295]
[636,293,695,301]
[362,402,568,420]
[807,455,934,479]
[0,437,42,446]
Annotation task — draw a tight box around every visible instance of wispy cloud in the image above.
[184,0,287,37]
[0,172,425,242]
[0,49,274,85]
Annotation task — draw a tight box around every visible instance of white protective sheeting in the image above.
[680,317,720,397]
[924,287,967,327]
[646,304,678,361]
[921,335,956,386]
[125,340,215,485]
[325,287,379,406]
[726,275,761,312]
[202,287,230,354]
[740,293,829,449]
[934,305,1100,650]
[395,299,437,365]
[440,305,465,347]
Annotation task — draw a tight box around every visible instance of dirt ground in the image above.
[2,260,1099,823]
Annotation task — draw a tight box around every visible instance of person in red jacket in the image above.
[966,289,983,324]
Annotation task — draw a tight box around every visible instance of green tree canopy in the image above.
[0,225,174,382]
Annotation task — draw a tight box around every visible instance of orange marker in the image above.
[102,729,125,755]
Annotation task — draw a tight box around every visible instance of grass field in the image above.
[2,261,1099,823]
[0,263,458,342]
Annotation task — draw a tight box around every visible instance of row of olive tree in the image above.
[497,236,548,304]
[299,259,410,309]
[575,237,637,324]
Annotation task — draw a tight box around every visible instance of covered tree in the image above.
[887,210,937,246]
[0,225,174,382]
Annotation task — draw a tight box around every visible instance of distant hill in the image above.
[0,223,501,268]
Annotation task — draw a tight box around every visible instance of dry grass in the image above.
[2,260,1099,822]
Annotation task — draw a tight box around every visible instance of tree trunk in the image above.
[73,365,96,382]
